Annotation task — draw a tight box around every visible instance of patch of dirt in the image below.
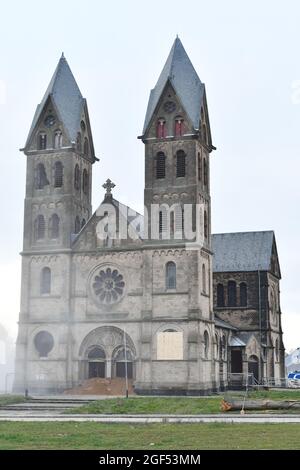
[64,378,135,396]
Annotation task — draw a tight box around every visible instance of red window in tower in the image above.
[157,119,166,138]
[175,117,184,137]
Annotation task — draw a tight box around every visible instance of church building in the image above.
[14,38,285,394]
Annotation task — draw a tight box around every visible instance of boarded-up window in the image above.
[157,331,183,360]
[157,119,166,138]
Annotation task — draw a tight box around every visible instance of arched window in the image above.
[49,214,59,239]
[228,280,237,307]
[156,152,166,179]
[156,118,166,138]
[198,152,202,181]
[215,334,219,358]
[38,132,47,150]
[275,339,280,361]
[81,218,86,229]
[34,215,45,240]
[35,163,49,189]
[202,123,207,144]
[204,158,208,186]
[240,282,248,307]
[159,210,163,234]
[76,132,82,152]
[40,267,51,294]
[176,150,186,177]
[83,137,89,157]
[204,210,208,239]
[202,264,206,294]
[217,283,225,307]
[82,169,89,194]
[166,261,176,289]
[204,330,209,358]
[88,346,106,360]
[222,335,226,360]
[175,116,184,136]
[75,216,81,234]
[54,130,62,149]
[54,161,63,187]
[74,164,80,190]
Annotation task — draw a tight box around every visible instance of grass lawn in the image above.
[0,395,27,406]
[67,390,300,415]
[67,397,221,414]
[0,422,300,449]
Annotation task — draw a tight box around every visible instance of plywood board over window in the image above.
[157,331,183,360]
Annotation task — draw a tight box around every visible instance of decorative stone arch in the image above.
[78,326,136,381]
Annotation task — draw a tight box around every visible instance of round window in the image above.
[92,267,125,305]
[34,331,54,357]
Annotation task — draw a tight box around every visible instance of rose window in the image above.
[92,268,125,304]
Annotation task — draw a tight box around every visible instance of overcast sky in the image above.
[0,0,299,351]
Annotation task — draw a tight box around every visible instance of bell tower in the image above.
[22,54,98,253]
[14,55,98,393]
[140,37,214,248]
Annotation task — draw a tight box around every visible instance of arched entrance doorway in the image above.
[78,326,136,382]
[248,355,259,382]
[88,346,106,378]
[113,347,134,379]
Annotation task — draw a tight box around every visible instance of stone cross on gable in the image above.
[102,179,116,196]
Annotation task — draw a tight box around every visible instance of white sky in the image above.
[0,0,299,351]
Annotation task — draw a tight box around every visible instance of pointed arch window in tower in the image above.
[35,163,49,189]
[54,161,63,187]
[176,150,186,177]
[35,215,45,240]
[54,130,63,149]
[175,116,184,137]
[74,164,80,190]
[81,218,86,229]
[75,216,81,234]
[204,210,208,239]
[84,137,89,157]
[49,214,59,239]
[38,132,47,150]
[198,152,202,181]
[82,169,89,195]
[156,152,166,179]
[203,158,208,186]
[76,132,82,152]
[156,118,166,138]
[166,261,176,289]
[202,264,206,294]
[202,123,207,145]
[40,267,51,295]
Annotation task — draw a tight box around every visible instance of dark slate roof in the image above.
[25,54,85,147]
[142,37,205,134]
[212,231,275,272]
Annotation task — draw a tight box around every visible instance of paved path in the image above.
[1,411,300,423]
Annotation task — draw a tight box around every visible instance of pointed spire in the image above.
[142,37,205,134]
[25,54,84,147]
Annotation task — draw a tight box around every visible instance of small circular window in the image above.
[34,331,54,357]
[92,267,125,305]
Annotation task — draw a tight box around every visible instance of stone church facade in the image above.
[14,38,285,395]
